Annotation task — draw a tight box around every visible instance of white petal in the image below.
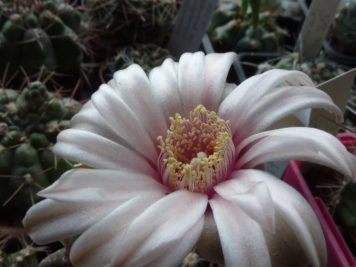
[227,85,342,142]
[23,199,117,244]
[210,196,271,267]
[219,69,314,138]
[111,190,208,267]
[38,168,166,202]
[214,178,275,233]
[91,84,158,164]
[149,58,183,121]
[178,52,237,115]
[221,83,237,101]
[202,52,237,110]
[70,193,165,267]
[71,101,126,145]
[236,127,356,179]
[146,220,204,267]
[178,52,205,115]
[53,129,157,177]
[231,169,326,267]
[112,64,168,140]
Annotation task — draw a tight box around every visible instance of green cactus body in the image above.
[335,182,356,229]
[51,26,83,74]
[57,4,83,34]
[2,14,25,42]
[208,0,288,53]
[0,0,88,87]
[208,1,240,31]
[329,1,356,57]
[104,43,172,80]
[0,82,81,224]
[257,53,345,84]
[85,0,177,46]
[1,246,39,267]
[21,28,57,73]
[211,19,247,49]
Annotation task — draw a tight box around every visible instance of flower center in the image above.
[158,105,235,193]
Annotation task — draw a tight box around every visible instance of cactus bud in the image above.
[14,143,40,167]
[1,130,22,147]
[1,14,24,42]
[30,133,49,149]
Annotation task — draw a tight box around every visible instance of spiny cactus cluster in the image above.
[0,81,81,223]
[257,52,345,84]
[328,1,356,57]
[0,0,87,87]
[0,245,44,267]
[208,0,288,53]
[102,43,172,81]
[85,0,177,47]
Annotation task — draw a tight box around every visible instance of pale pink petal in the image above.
[221,83,237,100]
[219,69,314,137]
[53,129,157,177]
[231,169,326,267]
[70,101,126,145]
[147,220,204,267]
[149,58,183,121]
[210,196,271,267]
[177,52,236,115]
[111,191,207,267]
[23,199,117,244]
[214,178,275,233]
[202,52,237,110]
[69,193,165,267]
[236,127,356,179]
[177,52,205,115]
[112,64,168,139]
[227,85,342,142]
[91,84,158,164]
[38,168,166,202]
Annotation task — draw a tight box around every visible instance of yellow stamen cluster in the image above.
[158,105,235,193]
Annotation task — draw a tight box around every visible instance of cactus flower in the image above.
[23,52,356,267]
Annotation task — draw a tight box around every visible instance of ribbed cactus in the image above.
[0,0,87,87]
[257,52,345,84]
[84,0,177,46]
[0,81,81,223]
[328,1,356,57]
[208,0,288,53]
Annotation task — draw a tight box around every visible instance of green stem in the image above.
[249,0,261,28]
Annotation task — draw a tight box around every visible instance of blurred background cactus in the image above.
[327,1,356,58]
[208,0,289,53]
[101,43,172,81]
[303,133,356,255]
[0,81,81,225]
[257,52,345,84]
[0,0,90,90]
[84,0,177,49]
